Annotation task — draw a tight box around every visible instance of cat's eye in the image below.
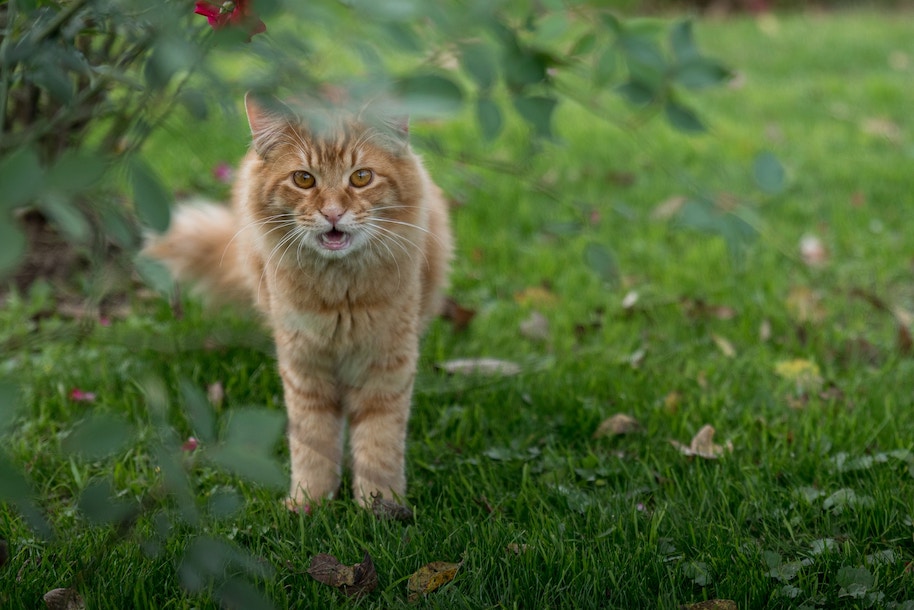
[349,169,373,188]
[292,171,316,189]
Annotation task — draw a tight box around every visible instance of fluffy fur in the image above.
[145,95,452,508]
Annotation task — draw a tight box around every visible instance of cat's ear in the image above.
[244,92,286,157]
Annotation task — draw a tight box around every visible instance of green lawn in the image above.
[4,9,914,609]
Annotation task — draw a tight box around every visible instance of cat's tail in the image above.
[142,199,254,307]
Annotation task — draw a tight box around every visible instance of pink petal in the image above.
[182,437,200,452]
[69,388,97,402]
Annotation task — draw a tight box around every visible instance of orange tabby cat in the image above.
[145,94,452,510]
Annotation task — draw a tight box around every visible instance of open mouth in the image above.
[319,229,351,251]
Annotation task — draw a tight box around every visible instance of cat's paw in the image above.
[284,497,312,515]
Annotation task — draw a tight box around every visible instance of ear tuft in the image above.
[244,92,287,157]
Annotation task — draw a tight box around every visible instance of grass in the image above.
[4,8,914,609]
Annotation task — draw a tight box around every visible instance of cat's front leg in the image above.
[278,363,344,509]
[346,376,414,507]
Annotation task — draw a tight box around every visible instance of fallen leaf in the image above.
[628,346,647,369]
[759,319,772,342]
[593,413,641,438]
[861,117,903,143]
[519,311,550,341]
[514,285,558,308]
[407,561,461,602]
[663,391,682,414]
[370,494,414,522]
[651,195,687,221]
[621,290,639,310]
[308,552,378,598]
[440,297,476,332]
[506,543,530,555]
[671,424,732,459]
[785,286,826,324]
[711,334,736,358]
[436,358,521,377]
[679,600,737,610]
[774,359,823,393]
[43,588,85,610]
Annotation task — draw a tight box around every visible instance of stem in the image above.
[28,0,91,45]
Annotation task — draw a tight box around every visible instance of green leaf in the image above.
[583,242,618,284]
[593,45,618,87]
[753,151,787,194]
[664,99,705,133]
[48,150,108,194]
[620,33,666,74]
[675,58,731,90]
[62,413,135,460]
[30,58,74,103]
[476,97,503,141]
[0,452,30,502]
[207,408,286,489]
[669,20,699,62]
[179,89,209,121]
[513,95,557,139]
[0,217,27,279]
[130,158,172,232]
[78,478,135,526]
[616,79,657,106]
[0,378,22,433]
[570,33,597,57]
[0,146,44,210]
[460,42,498,92]
[40,192,91,243]
[180,379,216,443]
[397,74,464,118]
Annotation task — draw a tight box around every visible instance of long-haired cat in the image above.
[145,94,452,510]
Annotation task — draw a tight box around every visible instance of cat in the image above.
[144,93,453,510]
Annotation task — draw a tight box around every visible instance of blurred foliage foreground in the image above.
[0,0,734,606]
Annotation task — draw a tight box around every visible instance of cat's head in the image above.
[244,93,425,262]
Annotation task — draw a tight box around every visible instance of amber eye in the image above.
[349,169,373,188]
[292,171,316,189]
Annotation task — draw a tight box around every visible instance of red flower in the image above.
[194,1,266,40]
[182,436,200,452]
[69,388,97,402]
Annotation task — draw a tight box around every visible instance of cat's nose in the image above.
[321,206,344,225]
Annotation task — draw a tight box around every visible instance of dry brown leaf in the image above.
[774,359,823,393]
[671,424,732,460]
[679,600,738,610]
[519,311,550,341]
[711,334,736,358]
[307,552,378,598]
[664,391,682,414]
[440,297,476,332]
[370,494,414,522]
[759,319,772,342]
[861,117,903,143]
[593,413,641,438]
[207,381,225,408]
[506,543,530,555]
[407,561,461,602]
[436,358,521,377]
[43,588,85,610]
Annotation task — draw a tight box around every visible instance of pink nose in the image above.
[321,209,343,224]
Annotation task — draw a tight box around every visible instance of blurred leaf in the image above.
[178,88,209,121]
[0,217,28,278]
[0,452,30,502]
[570,33,597,57]
[664,100,705,133]
[616,79,656,106]
[30,57,74,103]
[407,561,461,602]
[47,150,108,194]
[674,58,731,90]
[179,379,216,443]
[0,146,43,210]
[397,73,463,118]
[215,578,274,610]
[620,33,666,75]
[207,488,244,519]
[436,358,521,377]
[593,45,618,87]
[130,157,172,232]
[593,413,641,438]
[0,379,22,432]
[41,193,91,243]
[753,151,786,194]
[476,97,503,141]
[669,20,699,62]
[836,566,874,599]
[208,408,286,489]
[62,413,135,460]
[682,560,711,586]
[670,424,732,459]
[513,94,557,139]
[583,241,618,284]
[78,478,135,526]
[460,42,498,92]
